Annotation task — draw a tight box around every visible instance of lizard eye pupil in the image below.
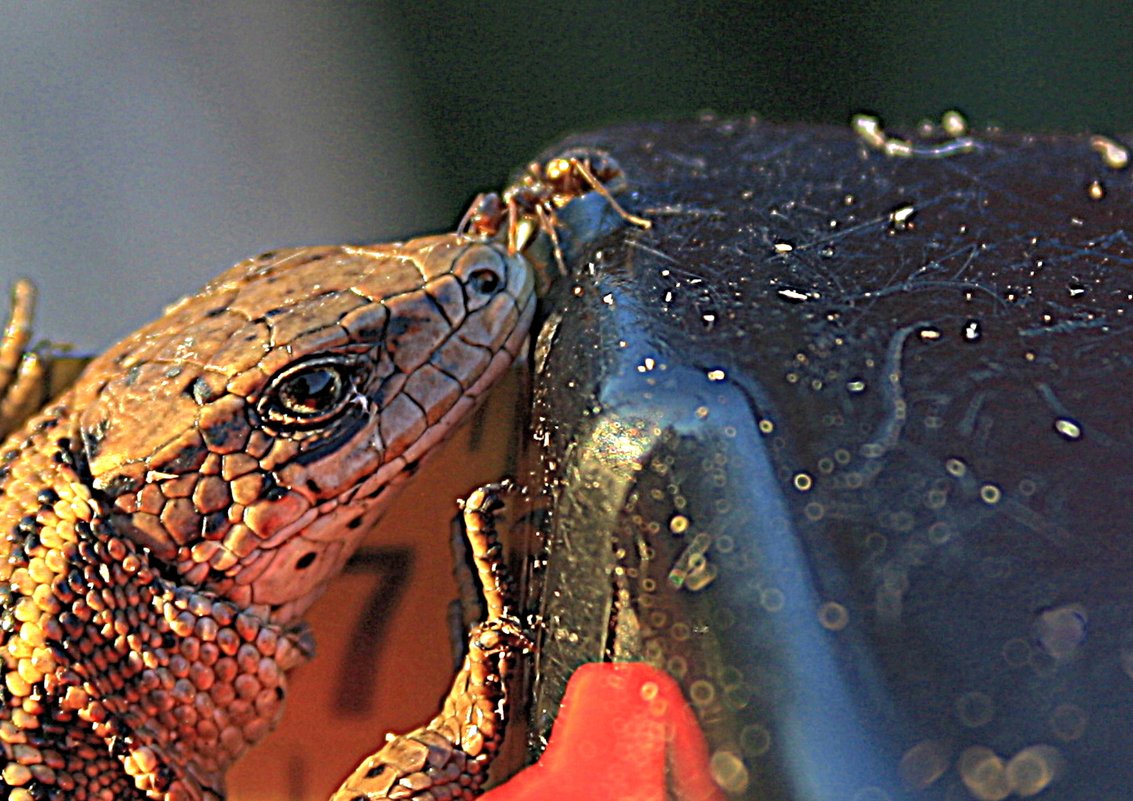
[280,368,341,413]
[259,357,355,430]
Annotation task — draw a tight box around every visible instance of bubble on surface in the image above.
[1002,638,1032,667]
[793,472,813,491]
[709,750,750,794]
[955,691,995,728]
[898,739,950,790]
[689,679,716,707]
[1005,745,1063,797]
[1034,604,1087,661]
[665,655,688,680]
[817,601,849,631]
[945,457,967,477]
[958,746,1010,801]
[979,484,1001,505]
[1049,703,1087,742]
[804,501,826,521]
[760,587,785,612]
[740,722,772,757]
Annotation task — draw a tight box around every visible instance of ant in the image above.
[459,150,651,275]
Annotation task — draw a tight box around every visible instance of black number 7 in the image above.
[333,546,415,716]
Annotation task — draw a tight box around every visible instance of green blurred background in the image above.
[2,1,1130,348]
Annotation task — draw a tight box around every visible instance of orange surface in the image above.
[483,662,725,801]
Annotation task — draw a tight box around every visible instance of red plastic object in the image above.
[483,662,725,801]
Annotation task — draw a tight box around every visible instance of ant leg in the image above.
[535,204,568,276]
[569,157,652,229]
[506,197,521,255]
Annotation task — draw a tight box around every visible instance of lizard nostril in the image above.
[468,267,503,296]
[296,552,317,569]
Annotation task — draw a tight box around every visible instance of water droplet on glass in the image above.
[1090,134,1130,169]
[1053,417,1082,440]
[1087,180,1106,200]
[889,204,916,231]
[776,287,810,303]
[942,109,969,136]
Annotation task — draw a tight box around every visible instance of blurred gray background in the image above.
[2,1,1131,350]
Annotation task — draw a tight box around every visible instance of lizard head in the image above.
[72,234,535,621]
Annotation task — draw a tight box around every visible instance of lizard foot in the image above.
[331,483,528,800]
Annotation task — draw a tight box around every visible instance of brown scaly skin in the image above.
[0,237,535,800]
[331,485,528,801]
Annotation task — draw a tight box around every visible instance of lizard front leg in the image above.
[332,484,528,801]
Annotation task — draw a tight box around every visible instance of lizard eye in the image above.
[258,356,356,430]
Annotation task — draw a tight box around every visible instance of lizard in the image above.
[0,232,536,800]
[0,151,652,801]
